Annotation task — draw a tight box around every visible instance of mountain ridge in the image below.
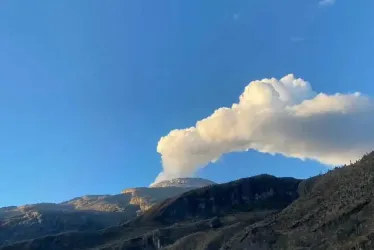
[0,174,303,249]
[4,154,374,249]
[0,177,215,246]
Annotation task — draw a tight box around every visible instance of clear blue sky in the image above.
[1,0,373,207]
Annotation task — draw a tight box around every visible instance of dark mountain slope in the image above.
[0,175,301,250]
[5,152,374,250]
[224,152,374,250]
[138,174,301,225]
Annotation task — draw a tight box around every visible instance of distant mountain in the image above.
[9,153,374,250]
[0,174,302,250]
[0,178,213,246]
[150,178,216,188]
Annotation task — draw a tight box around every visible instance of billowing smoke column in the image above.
[152,74,374,185]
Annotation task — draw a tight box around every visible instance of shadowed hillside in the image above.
[4,152,374,249]
[0,180,210,246]
[138,174,300,225]
[223,152,374,249]
[0,174,301,250]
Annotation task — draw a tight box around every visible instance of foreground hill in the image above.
[224,152,374,249]
[0,174,301,249]
[5,152,374,250]
[0,178,214,246]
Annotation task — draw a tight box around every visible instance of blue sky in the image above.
[1,0,373,207]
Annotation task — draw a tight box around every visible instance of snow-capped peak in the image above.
[149,177,216,188]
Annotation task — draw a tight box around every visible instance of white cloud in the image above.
[152,74,374,185]
[319,0,335,6]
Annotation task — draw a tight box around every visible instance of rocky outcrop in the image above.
[60,194,135,213]
[122,187,198,211]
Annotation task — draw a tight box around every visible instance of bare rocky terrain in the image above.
[3,153,374,249]
[0,178,214,246]
[0,174,301,249]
